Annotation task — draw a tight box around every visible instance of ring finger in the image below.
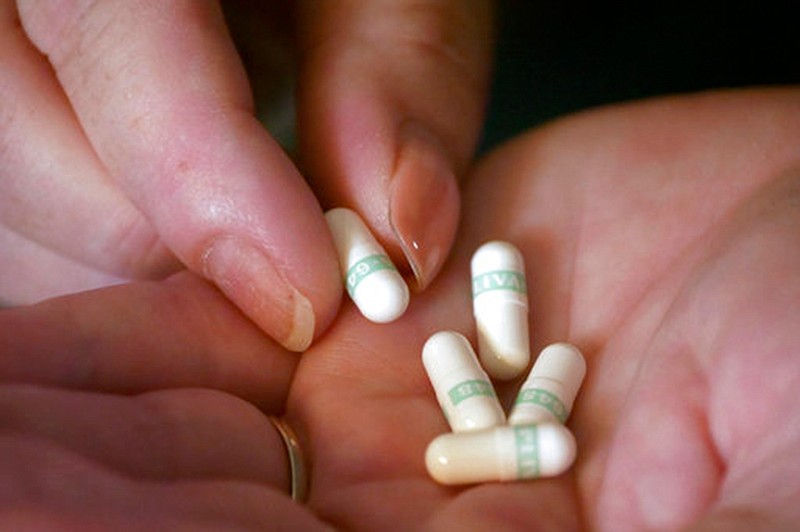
[0,384,287,487]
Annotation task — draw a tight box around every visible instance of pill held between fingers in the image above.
[471,241,531,380]
[509,342,587,426]
[422,330,506,432]
[325,208,409,323]
[425,423,577,485]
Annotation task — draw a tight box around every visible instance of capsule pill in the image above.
[422,330,506,432]
[508,342,587,426]
[325,208,409,323]
[425,423,577,485]
[471,241,531,380]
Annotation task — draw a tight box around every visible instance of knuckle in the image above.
[390,1,490,93]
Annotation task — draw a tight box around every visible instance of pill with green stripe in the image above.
[509,342,586,426]
[471,240,531,380]
[422,330,506,432]
[325,208,409,323]
[425,423,576,485]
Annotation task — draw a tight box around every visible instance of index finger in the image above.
[296,0,494,290]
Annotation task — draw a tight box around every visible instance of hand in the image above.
[4,88,798,529]
[0,1,493,349]
[0,273,330,529]
[288,87,800,529]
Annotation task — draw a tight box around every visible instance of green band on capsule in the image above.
[514,388,569,423]
[346,254,397,296]
[515,425,540,478]
[447,379,496,406]
[471,270,527,298]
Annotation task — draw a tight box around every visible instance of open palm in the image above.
[290,88,800,530]
[2,88,798,530]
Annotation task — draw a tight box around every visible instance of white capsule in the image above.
[325,208,409,323]
[471,241,531,380]
[508,342,587,426]
[422,331,506,432]
[425,423,576,485]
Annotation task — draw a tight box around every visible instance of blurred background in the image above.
[481,1,800,151]
[225,1,800,155]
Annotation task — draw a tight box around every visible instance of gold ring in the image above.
[269,416,309,503]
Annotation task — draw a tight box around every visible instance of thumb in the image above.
[296,0,494,289]
[19,1,341,351]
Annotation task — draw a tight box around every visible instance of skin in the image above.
[0,0,492,350]
[2,89,800,530]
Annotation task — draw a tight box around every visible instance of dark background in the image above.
[480,2,800,151]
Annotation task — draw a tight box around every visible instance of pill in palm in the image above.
[508,342,587,426]
[425,423,576,485]
[325,208,409,323]
[471,241,531,380]
[422,330,506,432]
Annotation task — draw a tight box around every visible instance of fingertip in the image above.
[202,235,341,353]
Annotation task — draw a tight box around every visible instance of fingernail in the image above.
[203,237,314,352]
[389,124,460,290]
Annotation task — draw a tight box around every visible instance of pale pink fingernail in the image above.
[203,237,315,352]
